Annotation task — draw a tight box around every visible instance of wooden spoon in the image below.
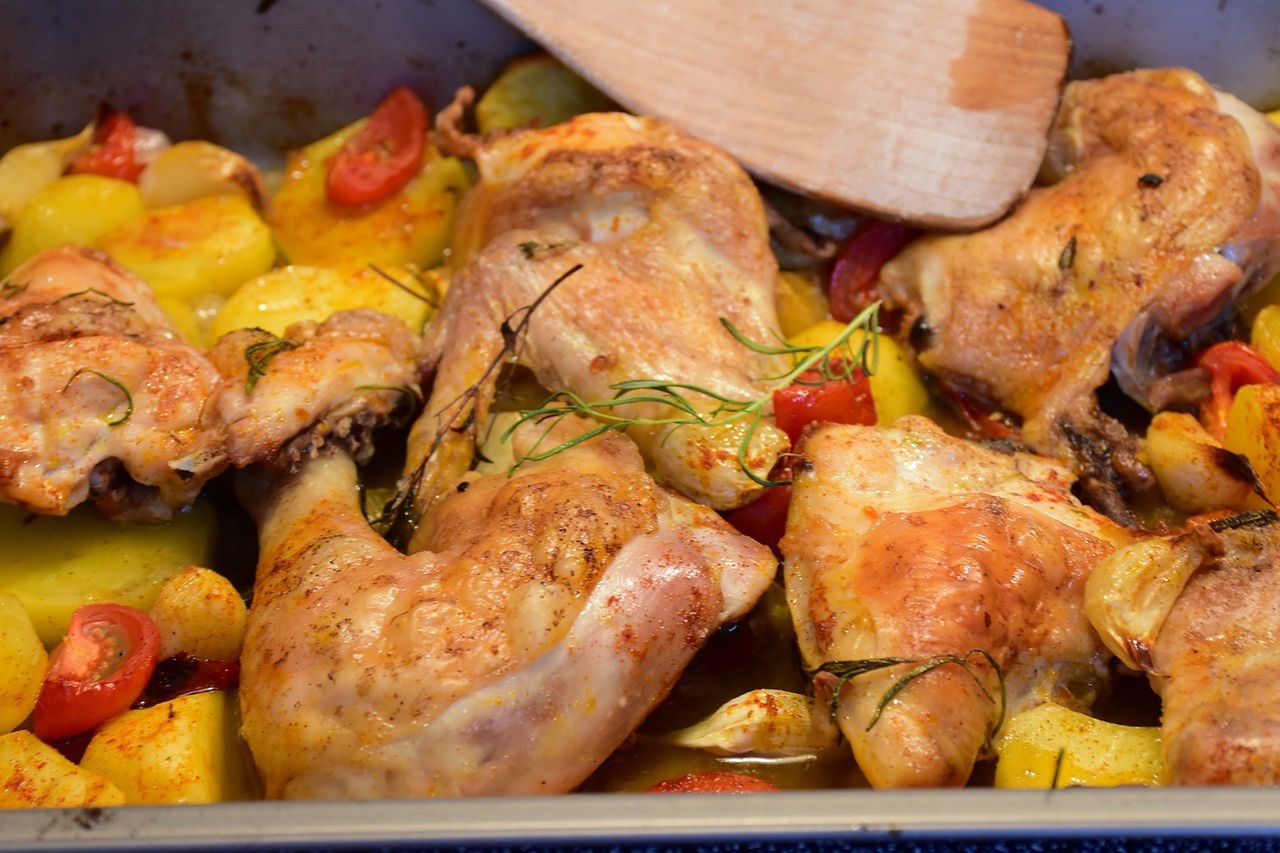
[481,0,1070,230]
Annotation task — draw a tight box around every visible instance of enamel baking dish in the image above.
[1,0,1279,846]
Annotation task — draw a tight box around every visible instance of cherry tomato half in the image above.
[68,113,146,183]
[828,221,918,323]
[647,771,779,793]
[772,365,876,446]
[34,604,161,741]
[326,86,428,207]
[1195,341,1280,440]
[723,483,792,551]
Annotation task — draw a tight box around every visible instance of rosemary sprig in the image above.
[354,384,423,410]
[63,368,134,427]
[502,302,882,486]
[373,263,584,548]
[1050,748,1067,790]
[809,649,1006,740]
[368,264,439,309]
[1,280,26,299]
[243,337,299,394]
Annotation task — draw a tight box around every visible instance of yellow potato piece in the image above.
[155,294,205,347]
[995,703,1165,789]
[476,53,615,133]
[270,119,469,270]
[0,124,92,226]
[80,691,255,804]
[0,175,145,275]
[96,194,275,301]
[1224,383,1280,504]
[1252,304,1280,372]
[0,731,125,809]
[210,263,434,340]
[775,270,831,338]
[149,567,247,661]
[0,593,46,734]
[789,320,932,426]
[0,501,216,647]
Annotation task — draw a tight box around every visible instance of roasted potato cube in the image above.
[476,53,615,133]
[0,175,145,275]
[1146,411,1256,512]
[1251,305,1280,372]
[0,501,216,647]
[995,703,1165,788]
[210,263,434,340]
[149,567,246,661]
[95,194,275,301]
[0,731,125,809]
[1224,383,1280,504]
[789,320,932,426]
[775,270,831,338]
[0,593,46,734]
[270,120,469,271]
[80,691,254,804]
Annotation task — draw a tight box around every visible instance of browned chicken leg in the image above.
[782,417,1131,787]
[879,70,1279,519]
[239,421,776,798]
[1087,512,1280,784]
[399,101,789,546]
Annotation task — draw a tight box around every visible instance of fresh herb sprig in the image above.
[810,649,1006,740]
[243,337,300,395]
[501,302,882,486]
[63,368,134,427]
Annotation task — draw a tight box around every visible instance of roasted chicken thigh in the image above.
[782,417,1130,787]
[239,424,775,798]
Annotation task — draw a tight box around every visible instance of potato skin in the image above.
[0,593,46,734]
[0,731,125,809]
[80,691,254,804]
[149,566,247,661]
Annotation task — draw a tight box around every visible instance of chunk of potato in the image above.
[0,124,93,227]
[995,703,1165,788]
[0,175,145,275]
[210,263,434,340]
[476,53,615,133]
[0,593,46,734]
[775,270,830,338]
[1146,411,1256,513]
[149,567,246,661]
[0,501,216,647]
[138,140,267,210]
[80,691,254,804]
[1224,383,1280,504]
[1251,304,1280,372]
[95,194,275,301]
[789,320,932,426]
[270,120,469,271]
[0,731,125,809]
[155,294,205,347]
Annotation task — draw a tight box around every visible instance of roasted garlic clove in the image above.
[138,141,268,211]
[651,689,839,757]
[0,123,94,228]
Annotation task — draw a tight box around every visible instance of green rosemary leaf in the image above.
[367,264,438,308]
[63,368,134,427]
[243,337,300,395]
[0,280,27,299]
[354,384,424,407]
[1050,748,1067,790]
[1058,236,1077,271]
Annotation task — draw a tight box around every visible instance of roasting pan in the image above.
[2,0,1280,847]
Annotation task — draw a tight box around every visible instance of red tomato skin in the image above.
[68,113,145,182]
[34,604,161,741]
[647,771,779,793]
[828,222,918,323]
[724,484,792,550]
[1195,341,1280,439]
[772,368,876,446]
[326,85,428,207]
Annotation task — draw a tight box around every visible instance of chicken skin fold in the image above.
[782,417,1130,787]
[239,426,775,798]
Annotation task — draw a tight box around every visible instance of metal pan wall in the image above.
[2,0,1279,846]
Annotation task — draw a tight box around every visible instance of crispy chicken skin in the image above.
[1093,518,1280,785]
[402,104,789,539]
[879,70,1268,517]
[782,417,1129,788]
[205,309,422,470]
[0,246,225,520]
[239,425,775,798]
